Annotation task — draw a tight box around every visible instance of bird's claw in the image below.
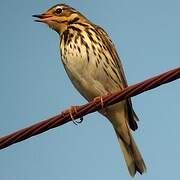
[68,106,83,126]
[93,96,104,108]
[72,117,84,125]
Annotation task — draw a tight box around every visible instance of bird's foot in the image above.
[93,93,112,116]
[93,96,104,109]
[66,106,84,125]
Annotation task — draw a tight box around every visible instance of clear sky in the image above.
[0,1,180,180]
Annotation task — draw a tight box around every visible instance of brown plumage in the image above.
[33,3,146,176]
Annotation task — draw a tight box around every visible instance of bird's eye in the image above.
[55,8,63,15]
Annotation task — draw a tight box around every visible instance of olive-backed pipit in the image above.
[33,4,146,176]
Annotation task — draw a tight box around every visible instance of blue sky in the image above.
[0,1,179,180]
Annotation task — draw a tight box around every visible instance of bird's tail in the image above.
[115,129,146,177]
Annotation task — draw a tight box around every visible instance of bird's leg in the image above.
[93,96,104,108]
[93,96,108,116]
[64,106,83,125]
[93,92,113,116]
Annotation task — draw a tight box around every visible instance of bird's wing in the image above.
[95,25,139,130]
[95,25,128,87]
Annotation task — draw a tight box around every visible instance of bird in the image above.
[33,3,146,177]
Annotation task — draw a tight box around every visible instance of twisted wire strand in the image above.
[0,67,179,150]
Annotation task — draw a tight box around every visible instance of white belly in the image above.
[60,29,122,101]
[62,52,108,100]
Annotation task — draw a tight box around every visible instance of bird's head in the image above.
[33,4,87,34]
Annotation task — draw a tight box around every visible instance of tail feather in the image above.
[104,101,146,176]
[116,130,146,176]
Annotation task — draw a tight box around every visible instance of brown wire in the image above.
[0,67,179,150]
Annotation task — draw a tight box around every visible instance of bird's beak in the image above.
[32,13,53,24]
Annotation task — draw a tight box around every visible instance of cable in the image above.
[0,67,179,150]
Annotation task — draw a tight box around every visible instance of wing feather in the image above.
[95,25,139,130]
